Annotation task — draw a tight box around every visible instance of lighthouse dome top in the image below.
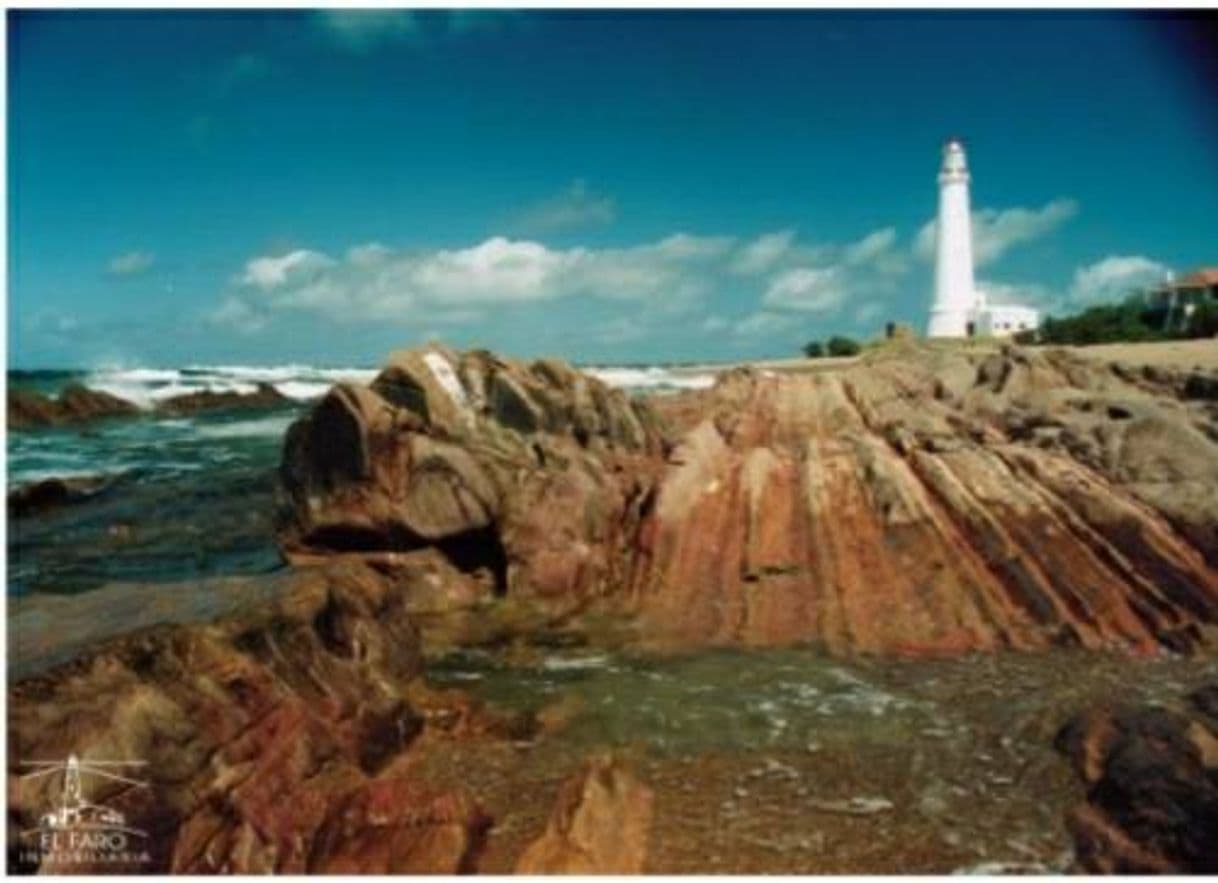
[940,139,968,176]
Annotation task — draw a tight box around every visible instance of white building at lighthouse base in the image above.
[970,289,1040,338]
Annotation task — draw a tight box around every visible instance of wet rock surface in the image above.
[7,474,118,516]
[155,381,289,416]
[9,384,140,429]
[1055,684,1218,873]
[416,645,1218,873]
[9,381,293,431]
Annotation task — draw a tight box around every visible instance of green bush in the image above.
[826,335,861,357]
[1038,299,1165,346]
[1190,302,1218,338]
[802,340,825,358]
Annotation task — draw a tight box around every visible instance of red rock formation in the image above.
[515,753,653,874]
[628,345,1218,655]
[277,343,1218,658]
[7,562,490,874]
[278,345,665,618]
[9,341,1218,875]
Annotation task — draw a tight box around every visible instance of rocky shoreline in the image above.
[8,381,290,430]
[8,340,1218,872]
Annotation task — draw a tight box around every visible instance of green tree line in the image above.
[1017,297,1218,346]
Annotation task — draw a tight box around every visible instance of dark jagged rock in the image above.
[155,381,289,416]
[9,381,292,431]
[9,383,139,429]
[1055,686,1218,873]
[8,474,117,516]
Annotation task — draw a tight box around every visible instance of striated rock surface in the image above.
[8,562,491,874]
[515,753,653,874]
[9,383,140,429]
[277,342,1218,657]
[278,345,665,618]
[628,344,1218,655]
[1055,684,1218,873]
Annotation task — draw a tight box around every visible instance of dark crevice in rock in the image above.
[434,525,509,598]
[282,393,369,496]
[304,522,509,598]
[372,371,432,423]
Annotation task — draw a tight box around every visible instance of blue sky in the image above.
[9,10,1218,367]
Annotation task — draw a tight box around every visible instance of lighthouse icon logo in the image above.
[17,753,152,868]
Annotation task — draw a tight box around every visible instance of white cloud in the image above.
[976,278,1055,309]
[316,10,515,52]
[107,250,155,276]
[844,227,897,266]
[239,249,335,290]
[1068,255,1169,306]
[916,199,1078,268]
[213,221,934,340]
[510,180,616,235]
[412,237,575,303]
[209,297,267,334]
[763,267,847,313]
[733,311,801,337]
[219,233,738,328]
[214,208,1070,343]
[316,10,421,51]
[731,230,796,275]
[347,242,393,266]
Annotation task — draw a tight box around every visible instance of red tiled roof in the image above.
[1176,268,1218,288]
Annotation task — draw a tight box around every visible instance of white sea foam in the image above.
[541,654,612,671]
[77,362,710,411]
[272,381,337,402]
[88,378,259,408]
[84,364,378,408]
[192,414,296,440]
[585,366,716,391]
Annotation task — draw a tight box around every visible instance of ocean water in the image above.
[7,362,716,487]
[7,362,717,595]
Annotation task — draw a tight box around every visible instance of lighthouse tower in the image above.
[927,139,977,338]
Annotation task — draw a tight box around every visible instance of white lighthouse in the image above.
[927,138,977,338]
